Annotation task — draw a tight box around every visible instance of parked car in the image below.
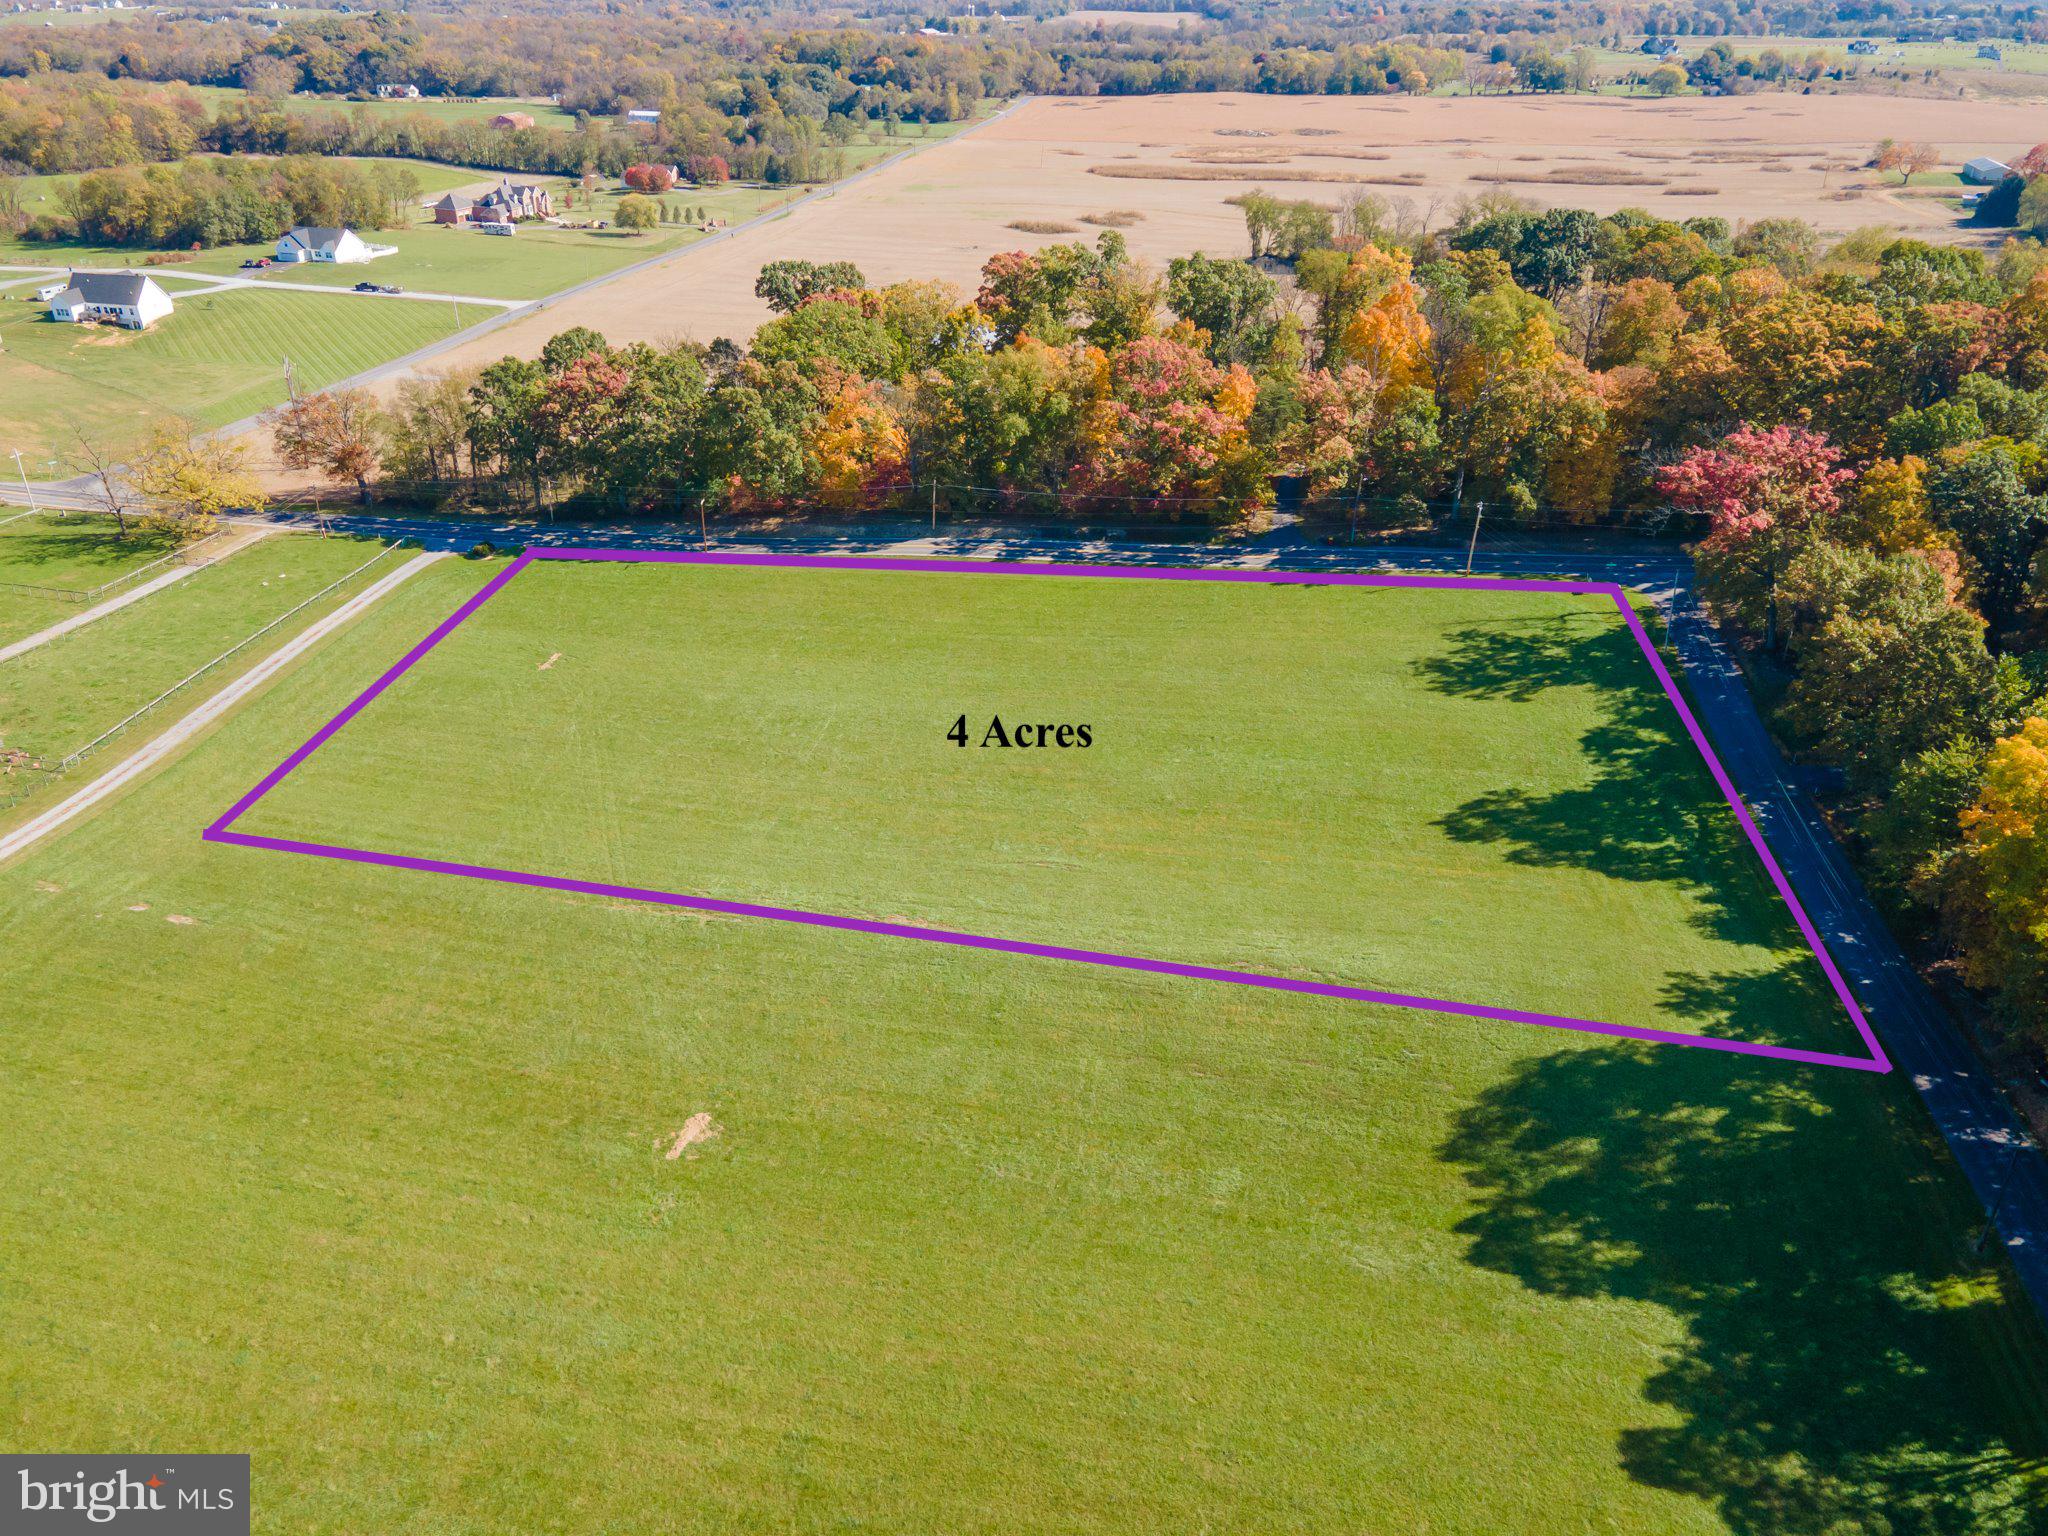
[353,281,381,293]
[241,258,272,269]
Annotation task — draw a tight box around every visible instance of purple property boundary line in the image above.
[203,550,1891,1075]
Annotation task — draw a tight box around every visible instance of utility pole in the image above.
[1464,499,1485,574]
[9,449,36,513]
[930,480,937,534]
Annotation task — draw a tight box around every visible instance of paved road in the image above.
[140,511,2028,1321]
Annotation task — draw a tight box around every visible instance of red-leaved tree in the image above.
[1658,422,1852,646]
[1070,335,1266,524]
[623,163,677,193]
[684,154,730,187]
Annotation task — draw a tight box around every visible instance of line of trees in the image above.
[265,195,2048,1041]
[29,155,420,250]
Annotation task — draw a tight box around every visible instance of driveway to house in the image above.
[0,262,524,310]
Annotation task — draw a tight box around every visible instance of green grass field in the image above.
[0,531,394,764]
[0,512,180,645]
[3,555,2043,1532]
[0,286,478,465]
[242,563,1857,1051]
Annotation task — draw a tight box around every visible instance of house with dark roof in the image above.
[433,181,551,226]
[473,180,552,221]
[275,226,388,264]
[47,270,173,329]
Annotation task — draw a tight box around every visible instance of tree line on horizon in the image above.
[246,192,2048,1045]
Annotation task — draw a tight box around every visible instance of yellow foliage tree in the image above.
[809,378,907,508]
[1951,718,2048,1023]
[130,421,266,541]
[1839,455,1953,560]
[1334,248,1431,389]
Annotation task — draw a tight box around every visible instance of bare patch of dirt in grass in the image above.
[1009,218,1080,233]
[663,1112,722,1160]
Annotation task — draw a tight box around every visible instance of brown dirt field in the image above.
[305,90,2048,432]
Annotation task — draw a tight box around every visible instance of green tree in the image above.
[754,259,866,314]
[1929,446,2048,643]
[1166,253,1279,367]
[614,193,659,234]
[751,299,899,379]
[1781,546,1998,783]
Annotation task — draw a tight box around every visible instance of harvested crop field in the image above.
[349,90,2048,392]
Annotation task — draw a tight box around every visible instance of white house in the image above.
[375,82,421,99]
[48,270,174,329]
[1963,156,2014,185]
[275,226,387,263]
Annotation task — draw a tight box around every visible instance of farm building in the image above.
[489,111,536,130]
[275,226,389,263]
[375,82,421,98]
[625,108,661,125]
[1963,156,2013,184]
[1847,38,1878,54]
[1978,43,2003,61]
[46,271,173,329]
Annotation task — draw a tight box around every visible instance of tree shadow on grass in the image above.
[0,526,174,584]
[1441,964,2048,1536]
[1415,607,1790,956]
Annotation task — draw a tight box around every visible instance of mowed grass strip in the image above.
[1,556,2043,1533]
[242,560,1853,1052]
[0,513,180,645]
[0,287,475,462]
[0,531,394,762]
